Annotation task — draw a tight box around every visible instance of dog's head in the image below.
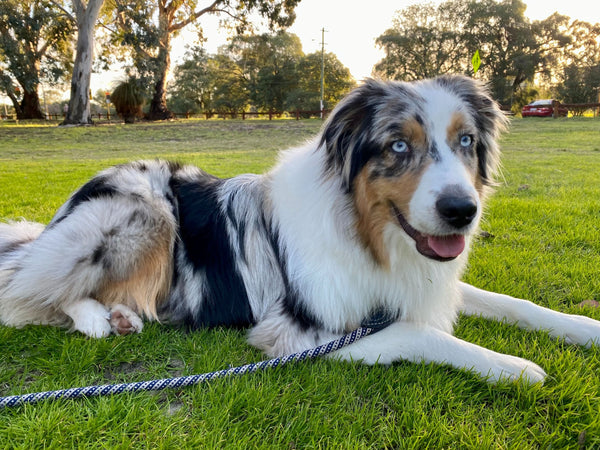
[320,75,507,265]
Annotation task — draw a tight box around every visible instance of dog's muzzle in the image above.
[392,192,478,262]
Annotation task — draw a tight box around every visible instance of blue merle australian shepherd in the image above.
[2,75,600,384]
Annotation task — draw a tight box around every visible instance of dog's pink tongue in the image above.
[427,235,465,259]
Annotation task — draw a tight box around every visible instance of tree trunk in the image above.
[148,66,175,120]
[147,8,175,121]
[61,0,105,126]
[18,89,44,120]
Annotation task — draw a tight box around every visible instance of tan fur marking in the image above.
[447,112,467,142]
[403,118,427,149]
[353,164,424,267]
[97,223,175,320]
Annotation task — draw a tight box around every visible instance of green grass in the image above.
[1,117,600,448]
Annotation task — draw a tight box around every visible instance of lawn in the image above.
[1,117,600,448]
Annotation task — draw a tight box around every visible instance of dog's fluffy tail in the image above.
[0,221,45,267]
[0,221,62,327]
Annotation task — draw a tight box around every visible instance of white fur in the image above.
[460,283,600,347]
[62,298,111,338]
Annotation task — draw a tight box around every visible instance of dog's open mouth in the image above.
[392,205,465,262]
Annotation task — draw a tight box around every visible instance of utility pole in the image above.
[320,27,326,119]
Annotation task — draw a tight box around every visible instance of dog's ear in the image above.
[436,75,507,187]
[320,80,388,192]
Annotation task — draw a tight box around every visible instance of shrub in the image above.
[111,79,145,123]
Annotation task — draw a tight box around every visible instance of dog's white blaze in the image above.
[408,86,481,237]
[409,150,480,236]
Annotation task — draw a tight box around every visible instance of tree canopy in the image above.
[375,0,600,108]
[168,32,356,115]
[0,0,74,119]
[107,0,301,120]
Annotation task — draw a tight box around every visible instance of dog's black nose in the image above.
[436,195,477,229]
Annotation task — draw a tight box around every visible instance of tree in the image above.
[553,19,600,104]
[374,1,467,81]
[61,0,105,125]
[462,0,543,104]
[374,0,580,106]
[558,64,600,104]
[168,47,216,114]
[168,32,354,115]
[0,0,73,119]
[286,52,355,112]
[210,54,249,114]
[168,47,249,115]
[111,0,300,121]
[228,32,303,111]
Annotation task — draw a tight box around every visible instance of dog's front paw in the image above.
[560,314,600,348]
[109,304,144,335]
[75,314,112,338]
[63,298,112,338]
[484,354,546,385]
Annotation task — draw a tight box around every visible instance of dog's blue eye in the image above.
[460,135,473,147]
[391,140,409,153]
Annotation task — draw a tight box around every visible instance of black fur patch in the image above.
[428,141,441,162]
[322,104,379,191]
[0,240,28,255]
[265,223,322,331]
[127,210,147,227]
[281,290,322,331]
[49,175,118,227]
[170,172,254,329]
[91,244,107,266]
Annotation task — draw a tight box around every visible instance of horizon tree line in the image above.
[1,0,599,122]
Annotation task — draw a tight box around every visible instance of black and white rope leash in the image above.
[0,326,378,409]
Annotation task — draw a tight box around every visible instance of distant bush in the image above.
[111,79,145,123]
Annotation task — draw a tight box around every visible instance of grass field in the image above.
[1,117,600,448]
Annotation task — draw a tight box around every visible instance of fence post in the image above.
[552,100,559,119]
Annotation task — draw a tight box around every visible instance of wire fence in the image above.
[1,109,333,122]
[3,102,599,122]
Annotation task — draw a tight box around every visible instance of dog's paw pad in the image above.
[109,305,143,335]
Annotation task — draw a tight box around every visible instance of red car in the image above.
[521,99,568,117]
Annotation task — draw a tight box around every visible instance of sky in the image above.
[169,0,600,83]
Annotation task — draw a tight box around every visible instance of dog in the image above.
[1,75,600,384]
